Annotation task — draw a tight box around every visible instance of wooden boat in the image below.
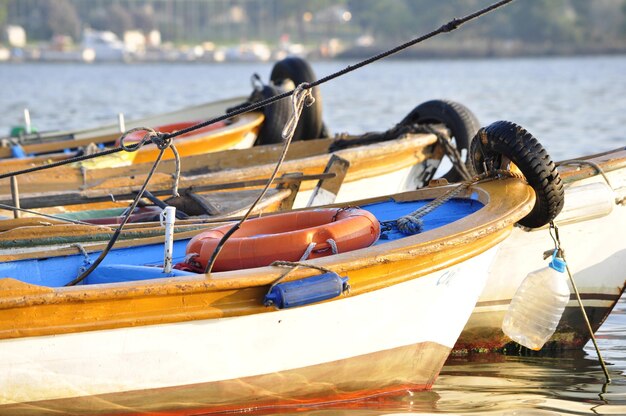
[0,120,564,413]
[0,124,442,245]
[0,99,264,169]
[455,145,626,354]
[0,103,469,223]
[0,168,538,414]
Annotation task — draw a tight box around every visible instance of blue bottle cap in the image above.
[549,256,566,273]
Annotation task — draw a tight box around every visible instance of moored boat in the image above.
[454,136,626,353]
[0,98,478,221]
[0,122,555,413]
[0,98,262,165]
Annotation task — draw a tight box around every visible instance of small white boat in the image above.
[456,146,626,353]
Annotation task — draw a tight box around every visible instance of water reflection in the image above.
[209,296,625,416]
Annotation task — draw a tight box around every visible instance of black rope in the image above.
[0,134,152,180]
[65,139,171,286]
[0,146,128,180]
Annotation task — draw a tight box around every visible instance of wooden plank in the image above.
[306,154,350,207]
[0,172,335,209]
[276,173,303,211]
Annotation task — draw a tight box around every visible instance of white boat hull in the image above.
[456,171,626,352]
[0,246,497,413]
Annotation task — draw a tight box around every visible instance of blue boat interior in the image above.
[0,197,483,287]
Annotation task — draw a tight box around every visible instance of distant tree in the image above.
[19,0,80,41]
[87,7,108,32]
[622,0,626,38]
[106,3,133,37]
[482,0,582,44]
[132,5,156,33]
[46,0,81,40]
[0,0,8,29]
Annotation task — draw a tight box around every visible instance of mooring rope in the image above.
[65,136,174,286]
[203,84,315,274]
[549,222,612,384]
[423,125,473,181]
[389,169,525,235]
[168,143,181,197]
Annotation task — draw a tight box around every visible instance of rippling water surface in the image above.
[0,56,624,415]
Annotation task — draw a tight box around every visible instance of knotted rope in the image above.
[389,169,525,235]
[282,84,316,140]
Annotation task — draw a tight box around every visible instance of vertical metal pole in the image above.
[23,108,31,134]
[118,112,126,133]
[10,176,20,219]
[161,206,176,274]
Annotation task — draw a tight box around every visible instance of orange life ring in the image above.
[184,207,380,272]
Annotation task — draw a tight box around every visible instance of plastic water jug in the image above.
[501,251,570,350]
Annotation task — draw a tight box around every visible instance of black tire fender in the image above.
[254,84,292,146]
[400,99,480,182]
[270,56,324,141]
[470,120,564,228]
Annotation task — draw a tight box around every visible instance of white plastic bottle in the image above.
[501,251,570,350]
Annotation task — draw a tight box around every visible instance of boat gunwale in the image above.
[557,147,626,183]
[0,96,250,159]
[0,111,264,173]
[0,178,534,305]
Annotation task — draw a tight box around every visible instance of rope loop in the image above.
[282,83,315,141]
[118,127,158,152]
[300,242,317,261]
[169,143,181,197]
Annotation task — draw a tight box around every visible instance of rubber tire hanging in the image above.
[270,56,325,141]
[400,99,480,182]
[469,120,564,229]
[254,84,293,146]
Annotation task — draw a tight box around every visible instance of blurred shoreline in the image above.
[2,34,626,65]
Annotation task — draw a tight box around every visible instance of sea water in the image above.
[0,56,624,414]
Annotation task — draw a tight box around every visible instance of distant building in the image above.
[5,25,26,48]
